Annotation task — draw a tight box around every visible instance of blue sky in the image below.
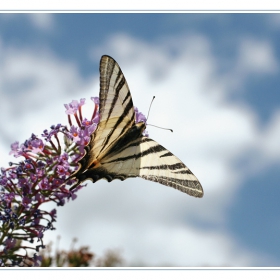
[1,13,280,266]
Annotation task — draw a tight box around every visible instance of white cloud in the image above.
[237,38,278,74]
[258,110,280,163]
[27,13,55,31]
[0,43,95,165]
[218,37,279,94]
[1,33,280,266]
[0,13,55,31]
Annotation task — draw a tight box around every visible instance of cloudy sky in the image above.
[1,13,280,267]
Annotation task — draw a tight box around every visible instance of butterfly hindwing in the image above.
[99,136,203,197]
[137,137,203,197]
[75,55,204,198]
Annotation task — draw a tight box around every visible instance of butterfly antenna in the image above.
[146,96,173,132]
[146,96,155,122]
[147,124,173,133]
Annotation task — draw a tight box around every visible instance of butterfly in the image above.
[72,55,203,198]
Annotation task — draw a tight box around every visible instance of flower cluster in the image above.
[0,96,148,266]
[135,107,149,137]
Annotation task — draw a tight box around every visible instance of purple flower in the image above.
[56,165,68,177]
[22,196,32,209]
[91,96,99,104]
[29,139,44,154]
[90,97,100,122]
[2,193,15,205]
[34,193,45,204]
[0,176,8,187]
[9,142,22,158]
[49,209,57,220]
[4,238,16,250]
[64,99,85,115]
[39,178,50,190]
[143,130,149,137]
[81,118,93,127]
[42,124,63,142]
[0,95,148,267]
[60,153,69,162]
[136,112,147,123]
[134,107,147,123]
[52,178,64,188]
[69,126,81,143]
[64,100,79,115]
[79,98,86,107]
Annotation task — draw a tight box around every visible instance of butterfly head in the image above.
[135,121,147,136]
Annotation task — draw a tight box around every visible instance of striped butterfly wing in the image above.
[93,55,136,159]
[75,55,203,198]
[100,137,204,197]
[76,55,136,173]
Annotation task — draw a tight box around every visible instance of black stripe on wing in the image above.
[102,140,167,164]
[140,174,203,197]
[95,55,137,157]
[160,152,173,158]
[172,170,194,174]
[100,96,135,155]
[122,90,131,105]
[99,57,115,120]
[140,162,192,172]
[106,73,125,122]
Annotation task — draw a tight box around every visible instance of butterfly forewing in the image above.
[82,56,136,170]
[75,55,203,198]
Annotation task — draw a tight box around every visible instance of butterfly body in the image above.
[73,55,204,198]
